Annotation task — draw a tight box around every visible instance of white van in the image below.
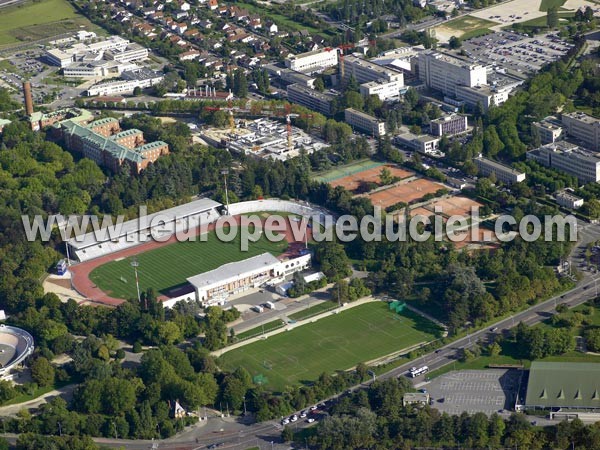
[252,305,264,313]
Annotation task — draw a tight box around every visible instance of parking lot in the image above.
[462,31,573,76]
[423,369,523,416]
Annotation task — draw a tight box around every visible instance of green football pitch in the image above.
[89,228,288,300]
[219,302,440,392]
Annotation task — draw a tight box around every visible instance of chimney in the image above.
[22,81,34,116]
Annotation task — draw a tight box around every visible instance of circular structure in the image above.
[0,325,34,378]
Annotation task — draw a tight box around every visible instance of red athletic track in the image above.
[69,214,313,307]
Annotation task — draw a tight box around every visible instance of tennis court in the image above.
[366,179,444,208]
[426,196,484,218]
[313,160,384,183]
[329,164,414,193]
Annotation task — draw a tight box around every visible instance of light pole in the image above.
[221,169,230,214]
[131,258,142,308]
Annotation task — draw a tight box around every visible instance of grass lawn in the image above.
[539,0,567,12]
[288,301,337,321]
[0,0,89,45]
[89,228,288,300]
[219,302,440,392]
[3,381,72,406]
[236,319,285,341]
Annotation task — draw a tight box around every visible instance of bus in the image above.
[409,366,429,378]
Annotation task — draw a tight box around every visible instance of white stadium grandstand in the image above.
[0,325,34,379]
[67,198,222,262]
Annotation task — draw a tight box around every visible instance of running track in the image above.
[68,215,312,307]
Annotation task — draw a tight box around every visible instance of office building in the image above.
[360,79,405,101]
[556,189,584,209]
[455,84,512,110]
[105,43,149,64]
[345,108,386,137]
[59,117,169,173]
[474,157,526,184]
[286,84,335,116]
[86,69,164,96]
[394,131,440,154]
[343,55,404,84]
[417,50,487,97]
[285,48,339,72]
[561,112,600,151]
[430,114,468,136]
[533,116,564,145]
[527,141,600,183]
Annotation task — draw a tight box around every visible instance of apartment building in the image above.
[59,118,169,173]
[394,130,440,154]
[285,48,339,72]
[345,108,386,137]
[430,114,468,136]
[533,116,564,145]
[527,141,600,183]
[561,112,600,151]
[286,84,335,116]
[474,157,526,184]
[417,50,487,97]
[105,43,149,63]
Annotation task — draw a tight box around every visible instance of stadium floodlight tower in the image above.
[131,258,142,307]
[221,169,230,215]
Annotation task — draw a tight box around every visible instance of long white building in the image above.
[561,112,600,152]
[343,55,404,84]
[186,252,311,306]
[527,141,600,183]
[345,108,386,137]
[474,156,526,184]
[360,79,405,101]
[86,69,164,96]
[285,48,339,72]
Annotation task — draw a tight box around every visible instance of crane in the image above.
[337,43,355,81]
[286,114,293,151]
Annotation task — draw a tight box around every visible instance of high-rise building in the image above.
[417,50,487,97]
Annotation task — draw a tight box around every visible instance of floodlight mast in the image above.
[131,258,143,308]
[221,169,230,214]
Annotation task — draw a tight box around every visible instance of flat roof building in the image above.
[360,79,405,102]
[430,114,468,137]
[556,189,584,210]
[343,55,404,84]
[527,141,600,183]
[562,111,600,152]
[345,108,386,137]
[533,116,564,145]
[285,48,339,72]
[418,50,487,97]
[474,156,526,184]
[525,362,600,411]
[287,83,335,116]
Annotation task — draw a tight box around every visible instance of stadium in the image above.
[66,199,328,307]
[0,325,35,380]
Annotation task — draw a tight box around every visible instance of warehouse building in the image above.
[524,362,600,419]
[474,156,526,184]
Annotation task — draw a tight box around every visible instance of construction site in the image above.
[200,114,327,161]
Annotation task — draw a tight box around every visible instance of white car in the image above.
[309,405,317,411]
[290,415,298,422]
[300,411,307,418]
[307,418,315,423]
[281,418,290,425]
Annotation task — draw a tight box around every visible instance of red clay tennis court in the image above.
[329,164,414,193]
[366,178,444,208]
[426,196,484,217]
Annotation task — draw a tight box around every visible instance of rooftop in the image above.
[525,362,600,409]
[475,156,524,176]
[187,252,280,289]
[563,111,600,125]
[67,197,221,249]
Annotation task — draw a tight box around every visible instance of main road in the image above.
[3,222,598,449]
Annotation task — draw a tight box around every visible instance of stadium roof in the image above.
[525,362,600,409]
[67,197,221,250]
[187,252,280,290]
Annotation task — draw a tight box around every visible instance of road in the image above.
[2,223,598,449]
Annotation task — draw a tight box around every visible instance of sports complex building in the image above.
[66,199,327,308]
[523,362,600,420]
[0,325,35,380]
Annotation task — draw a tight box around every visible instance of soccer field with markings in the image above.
[220,302,440,392]
[89,229,287,300]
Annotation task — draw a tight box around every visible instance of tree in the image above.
[547,7,559,28]
[233,69,248,98]
[379,167,393,185]
[30,357,55,387]
[449,36,462,49]
[282,425,294,442]
[314,77,325,92]
[133,87,142,96]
